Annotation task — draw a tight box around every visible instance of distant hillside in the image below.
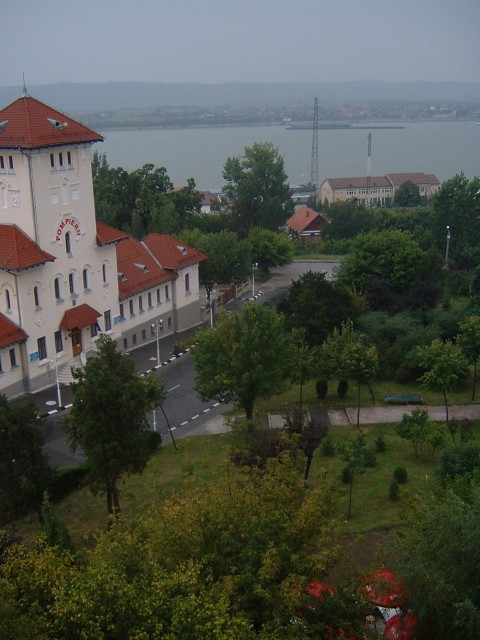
[1,81,480,112]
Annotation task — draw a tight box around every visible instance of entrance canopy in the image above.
[59,304,101,330]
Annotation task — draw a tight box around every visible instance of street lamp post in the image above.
[445,225,451,269]
[252,262,258,298]
[209,290,216,328]
[151,319,163,367]
[51,355,62,409]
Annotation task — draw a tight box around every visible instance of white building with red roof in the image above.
[286,206,327,238]
[318,172,440,207]
[0,93,206,399]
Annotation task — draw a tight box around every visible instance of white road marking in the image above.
[168,385,180,392]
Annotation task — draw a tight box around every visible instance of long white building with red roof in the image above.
[318,172,440,207]
[0,92,206,399]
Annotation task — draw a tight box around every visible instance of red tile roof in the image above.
[143,234,207,270]
[59,304,101,330]
[286,206,326,233]
[0,95,103,150]
[323,172,440,190]
[116,234,176,300]
[0,312,28,348]
[0,225,55,270]
[96,221,129,247]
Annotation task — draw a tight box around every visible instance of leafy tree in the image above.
[417,338,467,424]
[395,408,444,459]
[64,335,163,521]
[283,406,329,480]
[322,200,374,240]
[393,180,423,207]
[337,435,368,518]
[431,173,480,262]
[457,315,480,400]
[278,271,357,346]
[321,321,379,429]
[192,304,294,420]
[222,141,294,235]
[247,226,294,273]
[39,492,74,552]
[337,230,427,312]
[0,395,52,525]
[288,329,318,407]
[394,483,480,639]
[180,229,252,302]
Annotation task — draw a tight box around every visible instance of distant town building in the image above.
[286,206,327,238]
[200,190,229,214]
[0,93,206,399]
[318,172,441,207]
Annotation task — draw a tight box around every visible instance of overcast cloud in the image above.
[3,0,480,87]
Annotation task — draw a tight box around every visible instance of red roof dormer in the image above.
[0,95,103,150]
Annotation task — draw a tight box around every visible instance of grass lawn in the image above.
[10,374,480,580]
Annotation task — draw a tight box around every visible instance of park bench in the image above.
[383,394,424,405]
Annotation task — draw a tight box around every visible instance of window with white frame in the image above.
[185,273,190,293]
[9,348,17,368]
[65,231,72,256]
[138,296,143,313]
[37,336,47,360]
[54,330,63,354]
[83,268,89,291]
[104,310,111,331]
[68,273,76,296]
[165,284,170,300]
[102,263,107,284]
[34,285,40,309]
[54,277,62,302]
[156,288,161,305]
[5,289,11,312]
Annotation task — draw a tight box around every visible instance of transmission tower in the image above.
[310,96,319,189]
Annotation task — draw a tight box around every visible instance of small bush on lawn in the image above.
[321,438,336,457]
[389,479,400,501]
[337,380,348,398]
[49,460,92,501]
[375,436,386,452]
[316,380,328,399]
[393,465,408,484]
[363,447,377,468]
[341,466,353,484]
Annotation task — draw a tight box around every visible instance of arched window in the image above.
[65,231,72,255]
[83,268,89,290]
[34,285,40,308]
[102,263,107,284]
[0,186,6,209]
[54,277,61,301]
[5,289,11,311]
[68,273,75,295]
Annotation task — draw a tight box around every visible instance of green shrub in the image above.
[389,479,400,501]
[341,466,353,484]
[375,436,386,452]
[321,438,336,457]
[363,447,377,468]
[337,380,348,398]
[437,446,480,484]
[48,460,91,501]
[315,380,328,399]
[393,465,408,484]
[143,430,162,452]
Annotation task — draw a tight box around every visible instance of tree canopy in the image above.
[192,304,294,420]
[222,142,293,235]
[278,271,358,346]
[393,180,423,207]
[64,335,164,520]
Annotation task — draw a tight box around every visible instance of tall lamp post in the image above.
[151,319,163,367]
[209,290,216,328]
[50,355,63,409]
[252,262,258,298]
[445,225,451,269]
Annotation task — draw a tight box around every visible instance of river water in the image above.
[96,121,480,191]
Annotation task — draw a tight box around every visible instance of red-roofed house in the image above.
[318,172,440,207]
[0,93,207,399]
[286,206,327,238]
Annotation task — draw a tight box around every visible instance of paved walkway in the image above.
[195,403,480,436]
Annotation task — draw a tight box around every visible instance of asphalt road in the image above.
[35,260,339,468]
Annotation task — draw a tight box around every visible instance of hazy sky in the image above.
[4,0,480,87]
